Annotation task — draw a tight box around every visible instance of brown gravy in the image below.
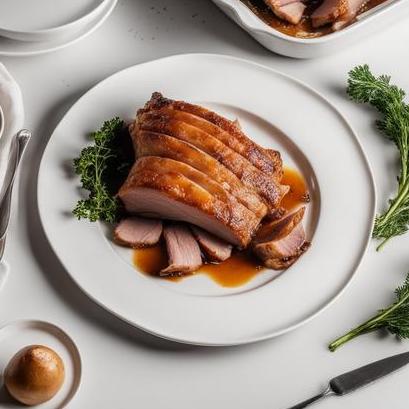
[239,0,386,38]
[133,167,308,287]
[281,167,309,211]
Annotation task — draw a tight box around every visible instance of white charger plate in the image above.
[37,54,376,346]
[0,0,106,42]
[0,0,117,57]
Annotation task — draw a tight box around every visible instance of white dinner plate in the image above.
[37,54,376,346]
[0,0,116,57]
[0,0,106,42]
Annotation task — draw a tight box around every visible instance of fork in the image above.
[0,130,31,265]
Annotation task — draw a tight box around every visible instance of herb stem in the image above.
[329,288,409,351]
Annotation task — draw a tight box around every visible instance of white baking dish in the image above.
[211,0,409,58]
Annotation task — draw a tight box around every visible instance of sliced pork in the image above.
[252,207,309,269]
[135,131,268,218]
[139,92,283,180]
[136,111,288,210]
[118,159,261,247]
[311,0,345,27]
[160,223,202,276]
[274,2,306,24]
[311,0,368,28]
[332,0,369,29]
[114,217,163,248]
[117,94,311,270]
[191,226,233,262]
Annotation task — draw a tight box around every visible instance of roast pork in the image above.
[136,109,288,211]
[191,226,233,262]
[265,0,306,24]
[252,207,309,269]
[117,93,310,269]
[114,217,162,248]
[312,0,368,28]
[161,223,202,276]
[118,157,261,247]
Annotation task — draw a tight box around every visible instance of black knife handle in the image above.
[286,386,334,409]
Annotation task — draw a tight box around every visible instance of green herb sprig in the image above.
[73,117,132,223]
[329,272,409,351]
[347,65,409,250]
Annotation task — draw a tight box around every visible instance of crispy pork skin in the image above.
[140,92,283,180]
[135,131,268,218]
[118,160,261,247]
[114,217,162,248]
[252,207,309,269]
[160,223,202,276]
[191,226,233,262]
[136,113,288,210]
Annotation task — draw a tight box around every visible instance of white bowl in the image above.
[212,0,409,58]
[0,0,108,42]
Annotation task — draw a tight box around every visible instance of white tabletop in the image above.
[1,1,409,408]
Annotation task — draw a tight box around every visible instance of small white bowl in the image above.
[212,0,409,58]
[0,0,108,43]
[0,320,82,408]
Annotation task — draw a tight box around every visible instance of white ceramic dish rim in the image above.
[0,0,108,40]
[0,0,117,57]
[214,0,404,44]
[0,105,4,141]
[37,54,376,346]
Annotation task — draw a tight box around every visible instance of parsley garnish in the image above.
[73,117,133,223]
[347,65,409,250]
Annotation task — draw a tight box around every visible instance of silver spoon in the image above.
[0,130,31,273]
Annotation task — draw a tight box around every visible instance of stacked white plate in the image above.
[0,0,117,57]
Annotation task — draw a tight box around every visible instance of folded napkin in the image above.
[0,63,24,199]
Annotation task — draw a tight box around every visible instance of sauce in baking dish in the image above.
[239,0,386,38]
[133,167,308,287]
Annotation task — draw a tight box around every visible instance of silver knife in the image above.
[287,351,409,409]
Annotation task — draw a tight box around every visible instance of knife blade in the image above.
[330,351,409,395]
[287,351,409,409]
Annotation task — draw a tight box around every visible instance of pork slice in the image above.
[272,2,306,24]
[265,0,303,7]
[114,217,163,248]
[255,223,306,259]
[191,225,233,262]
[118,165,260,247]
[137,113,288,211]
[332,0,368,30]
[135,131,267,218]
[311,0,347,27]
[136,156,255,218]
[252,207,309,270]
[263,240,310,270]
[139,93,283,180]
[160,223,202,276]
[253,206,305,244]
